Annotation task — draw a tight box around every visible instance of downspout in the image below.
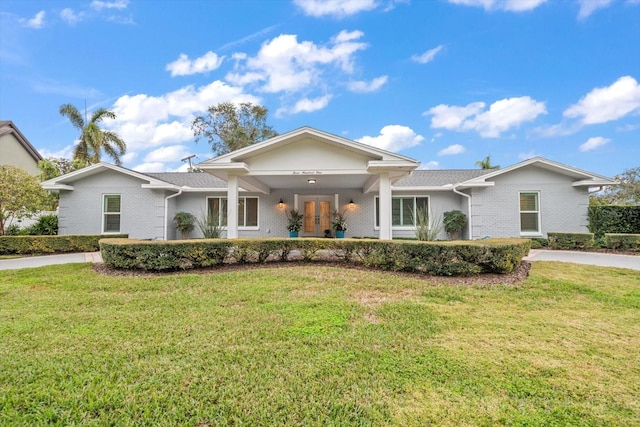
[163,189,183,241]
[452,185,472,240]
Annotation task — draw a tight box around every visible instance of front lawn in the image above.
[1,262,638,426]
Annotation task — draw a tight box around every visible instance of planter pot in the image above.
[289,231,299,238]
[335,230,345,238]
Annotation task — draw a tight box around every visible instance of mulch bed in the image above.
[93,259,532,286]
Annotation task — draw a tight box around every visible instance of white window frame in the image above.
[102,194,121,234]
[374,195,430,229]
[206,196,259,230]
[519,191,541,236]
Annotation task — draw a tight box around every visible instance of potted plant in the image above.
[174,212,195,239]
[286,208,303,237]
[332,210,348,238]
[443,210,467,240]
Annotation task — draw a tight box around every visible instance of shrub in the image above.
[443,210,467,240]
[174,212,195,239]
[0,234,128,255]
[547,232,594,250]
[100,238,531,275]
[604,233,640,252]
[588,205,640,238]
[24,214,59,235]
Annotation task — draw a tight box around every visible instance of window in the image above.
[103,194,121,233]
[519,192,540,234]
[375,196,429,227]
[207,196,258,228]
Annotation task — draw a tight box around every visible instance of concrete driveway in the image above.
[523,249,640,271]
[0,252,103,271]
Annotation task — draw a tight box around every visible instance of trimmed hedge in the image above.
[100,238,531,276]
[605,233,640,252]
[0,234,128,255]
[588,205,640,238]
[547,232,594,250]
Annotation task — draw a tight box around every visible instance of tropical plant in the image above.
[0,165,49,235]
[414,207,443,241]
[443,210,467,240]
[195,211,222,238]
[286,209,304,232]
[332,210,348,232]
[192,102,278,156]
[59,103,127,166]
[174,212,195,239]
[475,155,499,169]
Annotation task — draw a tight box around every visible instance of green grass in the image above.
[1,262,639,426]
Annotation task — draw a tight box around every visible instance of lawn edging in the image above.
[99,238,531,276]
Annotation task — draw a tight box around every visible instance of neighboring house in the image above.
[0,120,43,176]
[41,127,615,241]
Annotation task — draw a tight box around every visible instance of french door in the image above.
[300,196,333,237]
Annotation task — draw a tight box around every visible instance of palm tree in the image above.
[475,155,499,169]
[59,104,127,166]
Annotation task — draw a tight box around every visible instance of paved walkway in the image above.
[1,250,638,271]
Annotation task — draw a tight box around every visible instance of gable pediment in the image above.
[243,137,378,173]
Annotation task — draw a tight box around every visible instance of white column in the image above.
[227,175,239,239]
[379,173,392,240]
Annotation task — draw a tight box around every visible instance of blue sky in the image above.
[1,0,638,177]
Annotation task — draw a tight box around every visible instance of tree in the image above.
[38,157,84,181]
[192,102,278,156]
[0,165,49,235]
[592,166,640,206]
[38,158,84,210]
[59,103,127,166]
[475,155,499,169]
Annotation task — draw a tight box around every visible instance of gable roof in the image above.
[145,172,227,188]
[0,120,43,163]
[40,162,225,192]
[200,126,419,165]
[462,157,615,187]
[395,169,495,189]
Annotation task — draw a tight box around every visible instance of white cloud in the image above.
[577,0,613,19]
[418,161,441,170]
[143,145,191,163]
[91,0,129,11]
[166,51,225,77]
[563,76,640,125]
[438,144,466,156]
[426,96,547,138]
[39,145,74,160]
[411,45,443,64]
[231,31,368,94]
[447,0,547,12]
[291,95,333,113]
[294,0,378,17]
[106,80,259,150]
[347,75,388,93]
[60,8,83,25]
[21,10,45,29]
[132,162,165,173]
[579,136,611,152]
[357,125,424,152]
[518,150,538,160]
[276,95,333,117]
[121,152,138,164]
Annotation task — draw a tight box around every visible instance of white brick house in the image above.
[41,127,615,240]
